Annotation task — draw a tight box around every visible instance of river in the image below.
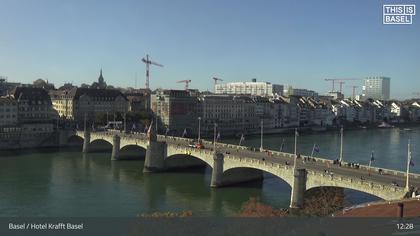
[0,126,419,217]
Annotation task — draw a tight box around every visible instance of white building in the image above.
[215,79,283,97]
[283,86,318,98]
[362,76,390,100]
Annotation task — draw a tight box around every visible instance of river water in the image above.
[0,126,419,217]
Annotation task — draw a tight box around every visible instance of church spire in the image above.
[98,68,104,84]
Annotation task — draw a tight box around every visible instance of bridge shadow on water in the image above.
[119,145,146,160]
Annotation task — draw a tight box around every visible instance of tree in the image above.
[301,187,345,216]
[58,83,76,90]
[237,197,288,217]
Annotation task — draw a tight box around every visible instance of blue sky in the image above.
[0,0,419,99]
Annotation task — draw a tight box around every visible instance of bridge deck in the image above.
[78,130,420,192]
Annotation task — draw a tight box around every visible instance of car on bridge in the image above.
[188,140,205,149]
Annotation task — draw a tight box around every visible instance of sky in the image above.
[0,0,419,99]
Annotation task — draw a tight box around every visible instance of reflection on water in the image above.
[0,126,418,216]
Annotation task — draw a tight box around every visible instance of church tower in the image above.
[98,69,104,84]
[97,69,107,89]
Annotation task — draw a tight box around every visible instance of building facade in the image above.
[362,76,390,100]
[0,97,18,127]
[151,89,200,136]
[200,95,259,136]
[12,87,57,123]
[215,79,283,97]
[125,89,151,113]
[0,77,21,96]
[51,88,128,122]
[284,86,319,98]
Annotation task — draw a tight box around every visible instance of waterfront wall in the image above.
[0,130,71,150]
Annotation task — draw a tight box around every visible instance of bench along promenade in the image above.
[60,127,420,211]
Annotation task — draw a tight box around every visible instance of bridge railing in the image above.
[306,169,407,194]
[177,145,407,194]
[339,161,420,180]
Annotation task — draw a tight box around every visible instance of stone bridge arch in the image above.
[165,145,215,170]
[120,137,148,150]
[89,138,113,152]
[119,144,147,160]
[223,157,294,188]
[305,172,407,201]
[67,134,84,146]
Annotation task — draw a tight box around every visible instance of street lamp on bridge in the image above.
[84,113,87,132]
[198,117,201,142]
[294,128,298,170]
[339,126,344,163]
[405,139,413,192]
[260,120,264,152]
[123,112,127,133]
[213,123,217,152]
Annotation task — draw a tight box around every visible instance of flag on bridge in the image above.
[311,143,320,157]
[165,127,170,136]
[409,150,415,167]
[368,150,376,168]
[314,144,320,153]
[239,134,245,146]
[147,121,153,139]
[280,139,285,152]
[182,128,187,138]
[216,131,221,141]
[91,121,95,131]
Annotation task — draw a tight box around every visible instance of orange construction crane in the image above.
[141,54,163,90]
[177,79,192,90]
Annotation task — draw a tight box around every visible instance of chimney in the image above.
[397,203,404,218]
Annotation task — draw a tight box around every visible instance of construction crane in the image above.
[212,77,223,92]
[212,77,223,85]
[177,80,191,90]
[324,78,362,92]
[338,81,345,93]
[141,54,163,90]
[347,85,359,99]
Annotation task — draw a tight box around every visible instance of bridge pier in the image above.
[111,135,121,160]
[143,141,167,172]
[210,152,224,188]
[289,168,307,213]
[58,130,70,147]
[82,130,91,153]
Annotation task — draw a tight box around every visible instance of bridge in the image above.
[62,128,420,211]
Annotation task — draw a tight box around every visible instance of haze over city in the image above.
[0,0,419,99]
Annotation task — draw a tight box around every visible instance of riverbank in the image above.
[334,197,420,217]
